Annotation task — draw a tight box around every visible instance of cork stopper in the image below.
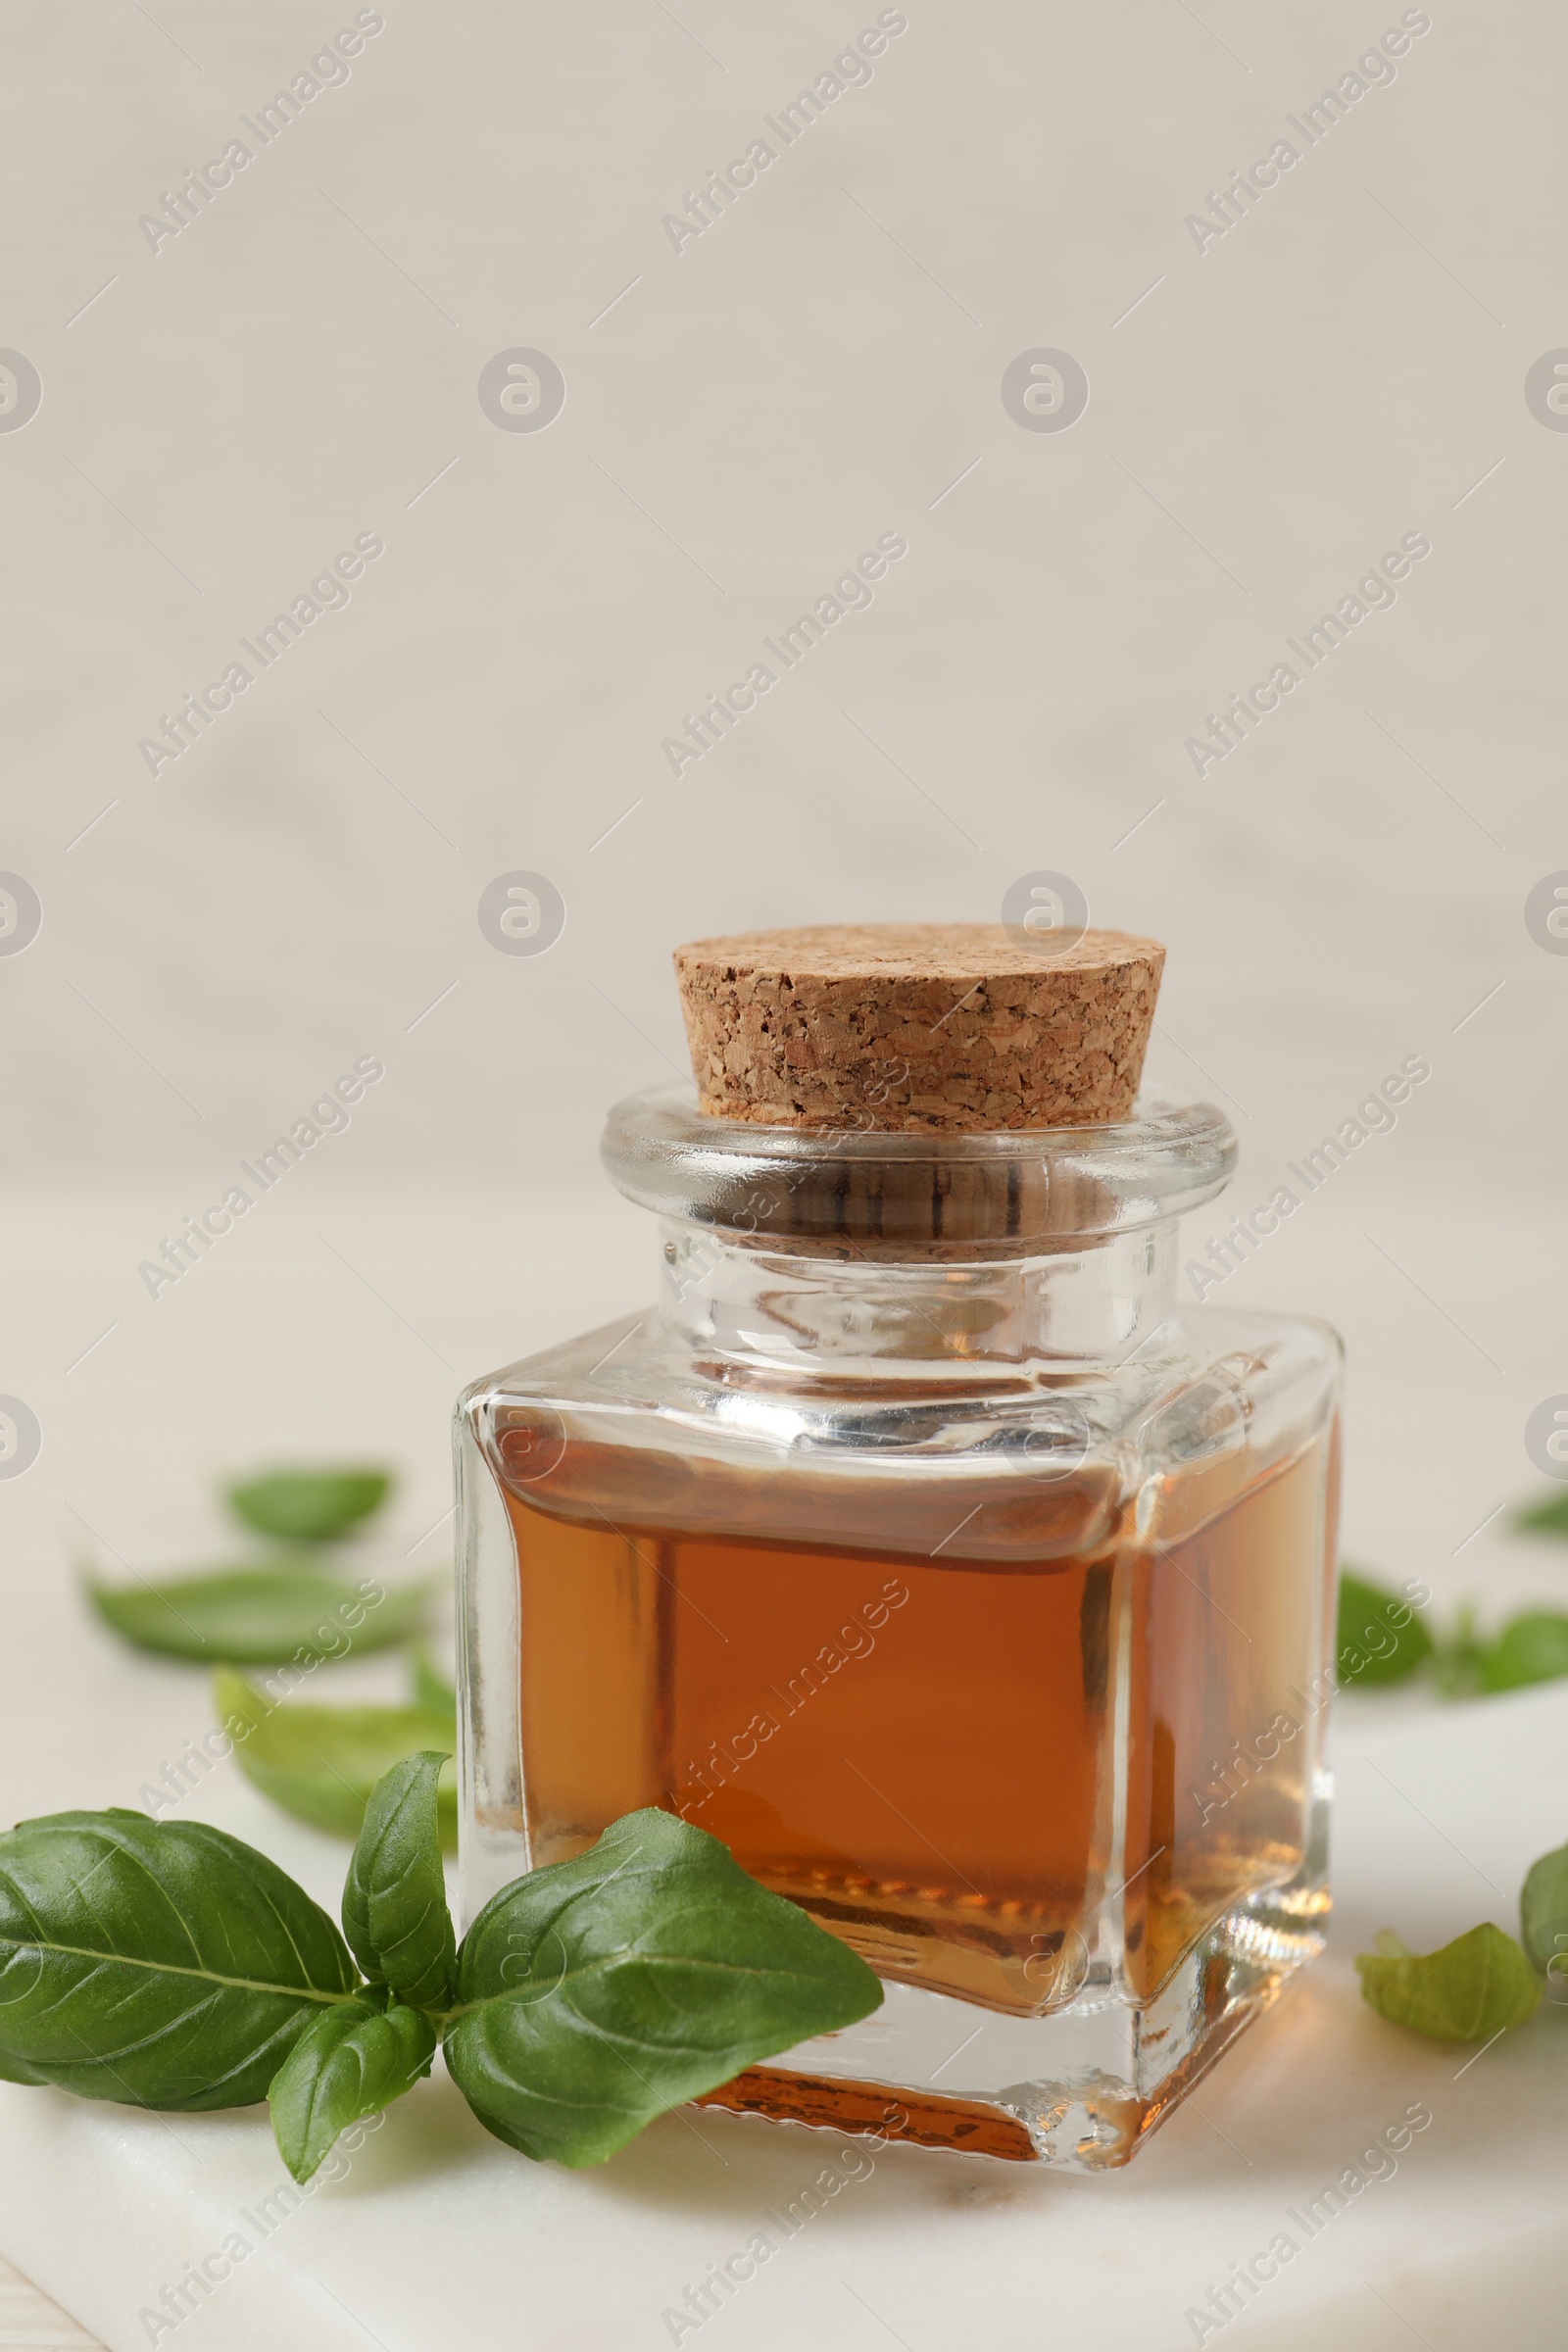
[673,923,1164,1133]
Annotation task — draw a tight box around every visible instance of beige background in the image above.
[5,0,1564,1183]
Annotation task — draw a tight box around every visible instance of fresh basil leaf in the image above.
[443,1808,883,2169]
[228,1469,391,1544]
[0,1810,358,2108]
[1336,1569,1434,1688]
[410,1646,457,1719]
[1513,1493,1568,1542]
[341,1755,456,2009]
[215,1672,457,1846]
[269,1992,436,2182]
[1520,1839,1568,1988]
[1476,1611,1568,1694]
[89,1567,430,1666]
[1355,1921,1541,2041]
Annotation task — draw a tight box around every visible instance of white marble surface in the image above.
[1,1175,1567,2351]
[3,1601,1567,2352]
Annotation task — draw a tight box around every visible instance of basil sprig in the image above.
[0,1774,881,2180]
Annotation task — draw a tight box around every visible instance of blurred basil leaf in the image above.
[1513,1493,1568,1542]
[1356,1921,1541,2041]
[1336,1568,1434,1688]
[216,1671,457,1846]
[1521,1839,1568,1995]
[88,1567,429,1666]
[443,1807,883,2168]
[0,1810,356,2107]
[269,1993,436,2183]
[411,1646,457,1717]
[1431,1601,1485,1698]
[228,1469,391,1544]
[1477,1611,1568,1694]
[341,1752,456,2008]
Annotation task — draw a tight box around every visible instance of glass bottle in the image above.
[455,1086,1341,2169]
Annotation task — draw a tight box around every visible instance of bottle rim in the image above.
[602,1084,1237,1250]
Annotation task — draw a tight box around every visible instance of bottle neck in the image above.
[655,1219,1182,1376]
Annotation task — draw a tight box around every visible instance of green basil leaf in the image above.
[1513,1493,1568,1541]
[1355,1921,1541,2041]
[443,1808,883,2169]
[1520,1839,1568,1984]
[410,1646,457,1718]
[215,1673,457,1846]
[1336,1568,1434,1688]
[0,1810,358,2109]
[228,1469,391,1544]
[89,1567,430,1666]
[1476,1611,1568,1693]
[269,1993,436,2182]
[341,1755,457,2008]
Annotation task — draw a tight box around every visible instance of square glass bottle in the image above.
[456,935,1342,2169]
